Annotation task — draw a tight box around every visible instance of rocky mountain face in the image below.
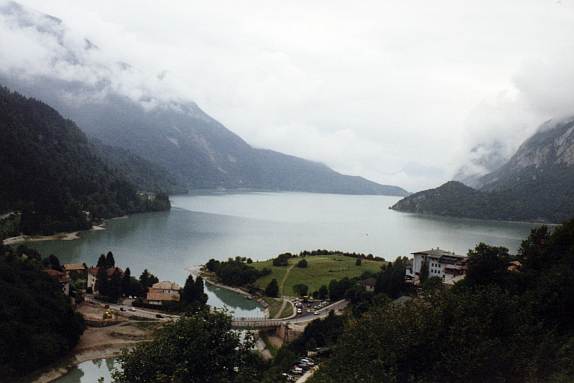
[392,117,574,223]
[0,2,408,196]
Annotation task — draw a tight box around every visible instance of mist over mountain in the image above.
[392,116,574,223]
[0,1,407,196]
[0,86,170,236]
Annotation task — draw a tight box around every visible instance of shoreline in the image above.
[2,224,106,245]
[27,343,136,383]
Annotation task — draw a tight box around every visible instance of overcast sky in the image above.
[4,0,574,191]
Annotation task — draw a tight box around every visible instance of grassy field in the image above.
[252,255,384,297]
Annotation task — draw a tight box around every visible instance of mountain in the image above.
[0,2,407,197]
[0,86,170,236]
[392,117,574,223]
[90,138,185,195]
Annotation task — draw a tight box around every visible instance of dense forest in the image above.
[0,86,170,236]
[311,221,574,382]
[0,244,85,378]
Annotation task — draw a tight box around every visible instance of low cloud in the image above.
[2,0,574,192]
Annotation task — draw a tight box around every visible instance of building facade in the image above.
[146,281,182,305]
[406,248,467,285]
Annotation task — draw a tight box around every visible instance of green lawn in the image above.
[252,255,384,297]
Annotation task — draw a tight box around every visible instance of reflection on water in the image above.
[27,192,539,313]
[205,283,264,317]
[55,358,117,383]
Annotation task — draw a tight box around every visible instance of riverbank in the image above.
[3,224,105,245]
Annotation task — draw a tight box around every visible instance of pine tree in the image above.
[104,269,122,302]
[95,266,109,297]
[194,276,208,306]
[96,254,107,268]
[182,274,196,304]
[105,251,115,268]
[122,267,131,296]
[265,279,279,297]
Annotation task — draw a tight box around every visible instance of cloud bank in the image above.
[1,0,574,191]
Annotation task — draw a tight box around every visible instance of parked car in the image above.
[156,314,164,318]
[291,366,303,375]
[313,311,320,315]
[129,307,136,312]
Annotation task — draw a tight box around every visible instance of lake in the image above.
[29,192,538,313]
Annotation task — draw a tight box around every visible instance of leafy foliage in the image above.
[113,311,263,383]
[265,278,279,298]
[206,258,270,287]
[0,248,85,378]
[181,274,208,311]
[314,220,574,382]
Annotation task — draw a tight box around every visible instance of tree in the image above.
[193,276,208,307]
[139,269,159,290]
[107,269,123,302]
[44,254,62,270]
[182,274,196,304]
[96,254,107,268]
[265,279,279,297]
[293,283,309,297]
[273,253,290,267]
[0,251,85,378]
[121,267,131,296]
[419,258,429,284]
[297,259,308,268]
[113,312,263,383]
[95,266,109,296]
[375,260,408,299]
[182,274,208,310]
[464,243,509,287]
[318,285,329,300]
[105,251,115,268]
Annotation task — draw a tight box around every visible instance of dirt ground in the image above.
[27,303,162,383]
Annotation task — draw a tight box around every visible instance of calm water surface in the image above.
[29,192,538,312]
[55,358,117,383]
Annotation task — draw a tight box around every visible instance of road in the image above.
[85,295,346,328]
[85,297,179,321]
[232,299,348,329]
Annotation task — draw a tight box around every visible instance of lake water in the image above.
[29,192,538,313]
[55,358,117,383]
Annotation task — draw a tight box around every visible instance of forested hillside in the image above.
[0,245,85,378]
[312,221,574,382]
[0,87,170,236]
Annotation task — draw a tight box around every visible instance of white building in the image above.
[406,248,467,285]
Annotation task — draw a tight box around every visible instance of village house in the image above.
[63,263,87,280]
[146,281,181,305]
[43,269,70,296]
[87,266,124,293]
[406,248,468,285]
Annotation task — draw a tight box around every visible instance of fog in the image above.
[1,0,574,191]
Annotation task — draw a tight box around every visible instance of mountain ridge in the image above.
[0,2,408,197]
[391,116,574,223]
